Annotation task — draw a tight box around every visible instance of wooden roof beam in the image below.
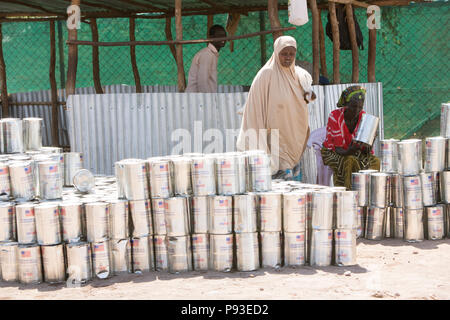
[116,0,168,12]
[0,0,63,16]
[198,0,232,12]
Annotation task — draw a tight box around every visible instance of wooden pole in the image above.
[207,15,213,38]
[0,23,8,117]
[49,21,60,147]
[66,0,80,97]
[268,0,282,42]
[129,18,142,93]
[318,9,328,79]
[345,4,359,83]
[328,2,340,84]
[309,0,320,85]
[175,0,186,92]
[165,17,177,62]
[90,18,103,94]
[259,11,267,68]
[57,21,66,88]
[367,13,377,82]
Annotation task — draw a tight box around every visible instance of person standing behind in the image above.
[185,25,227,93]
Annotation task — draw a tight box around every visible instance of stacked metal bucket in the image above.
[352,127,450,242]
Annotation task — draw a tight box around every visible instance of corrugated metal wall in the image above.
[66,83,384,182]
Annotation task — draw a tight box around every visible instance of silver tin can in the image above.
[111,239,132,273]
[121,159,149,200]
[38,161,62,200]
[404,209,424,242]
[72,169,95,193]
[129,199,151,237]
[208,195,233,234]
[311,191,334,230]
[0,162,11,199]
[151,198,167,235]
[216,155,240,195]
[167,235,192,273]
[441,171,450,203]
[384,207,394,238]
[432,172,442,203]
[260,231,281,269]
[365,207,385,240]
[259,192,282,232]
[2,118,24,153]
[18,244,42,284]
[370,173,390,208]
[35,203,61,245]
[397,139,422,175]
[425,205,445,240]
[64,152,83,187]
[66,241,92,284]
[356,206,366,238]
[191,196,209,234]
[310,229,333,267]
[232,152,248,194]
[0,202,17,241]
[425,137,446,172]
[165,197,190,236]
[402,175,423,209]
[354,113,379,146]
[131,236,154,273]
[108,199,129,240]
[0,241,18,282]
[283,191,307,232]
[60,201,83,243]
[15,202,37,244]
[154,235,169,271]
[334,229,357,266]
[247,152,272,192]
[191,234,209,271]
[171,157,192,196]
[23,118,43,151]
[9,161,35,200]
[41,244,66,283]
[352,170,377,206]
[390,174,404,207]
[420,172,436,207]
[335,191,358,229]
[441,103,450,138]
[235,232,259,271]
[233,193,258,233]
[148,158,173,198]
[191,156,216,196]
[85,202,109,242]
[380,139,399,173]
[209,233,233,272]
[393,207,404,239]
[91,240,113,279]
[284,232,305,267]
[114,159,127,199]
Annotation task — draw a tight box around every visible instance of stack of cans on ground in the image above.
[352,136,450,242]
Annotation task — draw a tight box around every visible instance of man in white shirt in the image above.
[185,25,227,93]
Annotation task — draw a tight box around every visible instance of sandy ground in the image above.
[0,238,448,300]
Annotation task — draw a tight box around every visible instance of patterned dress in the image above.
[321,108,380,189]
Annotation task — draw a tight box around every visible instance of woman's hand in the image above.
[304,91,317,103]
[335,144,359,156]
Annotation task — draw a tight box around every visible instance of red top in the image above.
[323,108,366,151]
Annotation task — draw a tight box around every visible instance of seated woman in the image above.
[321,85,380,189]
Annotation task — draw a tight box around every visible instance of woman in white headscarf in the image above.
[236,35,315,180]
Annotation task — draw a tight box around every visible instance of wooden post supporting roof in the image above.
[309,0,320,85]
[268,0,282,42]
[207,15,213,37]
[129,18,142,93]
[90,18,103,94]
[318,9,328,79]
[49,21,60,147]
[165,17,177,63]
[175,0,186,92]
[0,23,8,117]
[345,4,359,83]
[328,2,340,84]
[259,11,267,68]
[367,12,377,82]
[66,0,81,97]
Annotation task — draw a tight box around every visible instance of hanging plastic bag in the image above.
[288,0,309,26]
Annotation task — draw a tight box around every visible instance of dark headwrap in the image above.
[337,85,367,108]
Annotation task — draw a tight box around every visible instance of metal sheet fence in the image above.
[66,83,383,183]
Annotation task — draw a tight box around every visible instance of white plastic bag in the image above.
[288,0,309,26]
